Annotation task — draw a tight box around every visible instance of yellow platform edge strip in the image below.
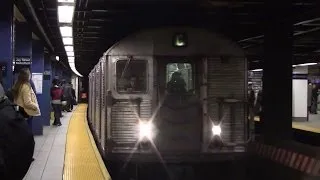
[254,117,320,133]
[63,104,111,180]
[84,108,112,179]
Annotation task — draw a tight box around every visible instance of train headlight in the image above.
[139,122,153,139]
[212,125,221,136]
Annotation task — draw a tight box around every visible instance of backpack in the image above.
[0,98,35,180]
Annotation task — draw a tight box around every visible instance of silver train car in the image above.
[88,27,251,163]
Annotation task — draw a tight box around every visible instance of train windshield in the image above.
[166,63,193,93]
[116,59,147,94]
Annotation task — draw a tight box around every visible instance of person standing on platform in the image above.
[0,82,35,180]
[12,68,41,129]
[62,80,72,112]
[51,79,63,126]
[248,83,255,115]
[311,84,319,114]
[70,83,76,111]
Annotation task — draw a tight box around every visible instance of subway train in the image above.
[88,27,251,163]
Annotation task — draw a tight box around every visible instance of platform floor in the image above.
[23,105,110,180]
[254,112,320,133]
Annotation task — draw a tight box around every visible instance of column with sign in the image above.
[31,40,45,134]
[0,0,14,90]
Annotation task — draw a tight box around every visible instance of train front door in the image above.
[154,56,203,153]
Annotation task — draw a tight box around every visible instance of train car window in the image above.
[166,63,193,93]
[116,60,147,94]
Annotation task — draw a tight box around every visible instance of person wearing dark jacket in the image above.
[51,79,63,126]
[248,83,255,120]
[310,84,318,114]
[62,81,72,112]
[0,83,35,180]
[71,86,76,110]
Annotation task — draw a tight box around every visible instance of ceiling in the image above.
[16,0,320,75]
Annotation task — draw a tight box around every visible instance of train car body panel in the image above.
[95,63,102,140]
[92,67,96,129]
[100,57,107,150]
[90,27,249,163]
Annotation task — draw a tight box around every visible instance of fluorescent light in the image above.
[69,63,83,77]
[59,26,72,37]
[69,62,75,68]
[68,57,75,63]
[66,51,74,57]
[251,69,263,72]
[65,46,74,52]
[251,63,318,71]
[58,6,74,23]
[293,63,317,67]
[55,56,60,61]
[58,0,75,3]
[62,37,73,45]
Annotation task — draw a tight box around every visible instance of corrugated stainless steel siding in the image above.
[95,65,101,140]
[88,74,91,122]
[207,57,246,151]
[100,59,106,150]
[92,72,96,129]
[111,100,152,150]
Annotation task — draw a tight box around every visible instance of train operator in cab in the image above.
[167,72,187,93]
[125,76,142,93]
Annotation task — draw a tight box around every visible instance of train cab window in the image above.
[166,63,193,93]
[116,60,147,94]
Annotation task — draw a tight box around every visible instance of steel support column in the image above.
[261,1,293,143]
[31,40,45,134]
[0,1,14,90]
[42,53,52,126]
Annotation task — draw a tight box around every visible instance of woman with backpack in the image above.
[12,68,41,128]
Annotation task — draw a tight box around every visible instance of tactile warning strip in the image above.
[63,104,111,180]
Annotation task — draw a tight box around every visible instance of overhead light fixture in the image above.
[66,51,74,57]
[69,62,75,67]
[65,46,74,52]
[62,37,73,45]
[58,0,75,3]
[58,5,74,23]
[59,26,72,37]
[57,2,82,77]
[55,56,60,61]
[68,56,75,63]
[69,63,83,77]
[252,63,318,71]
[292,63,317,67]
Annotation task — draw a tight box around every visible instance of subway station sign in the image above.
[15,56,31,65]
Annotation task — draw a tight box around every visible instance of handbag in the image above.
[17,106,30,119]
[61,95,67,106]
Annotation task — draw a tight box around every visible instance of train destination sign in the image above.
[173,33,188,47]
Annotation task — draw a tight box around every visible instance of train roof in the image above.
[103,27,245,57]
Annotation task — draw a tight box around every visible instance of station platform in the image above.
[23,104,111,180]
[254,115,320,134]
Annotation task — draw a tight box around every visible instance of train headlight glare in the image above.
[139,122,152,139]
[212,125,221,136]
